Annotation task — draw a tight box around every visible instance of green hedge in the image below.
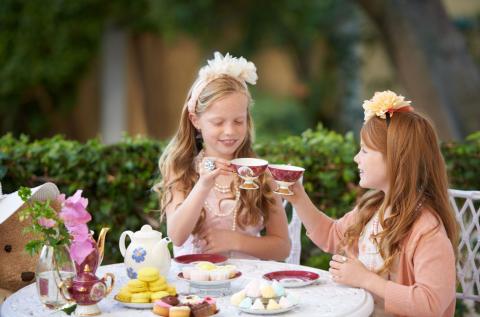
[1,127,479,269]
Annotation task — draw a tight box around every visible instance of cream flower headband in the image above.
[362,90,413,123]
[187,52,258,113]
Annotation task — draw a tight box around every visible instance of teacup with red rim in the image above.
[230,158,269,190]
[268,164,305,195]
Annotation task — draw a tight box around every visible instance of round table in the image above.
[2,259,373,317]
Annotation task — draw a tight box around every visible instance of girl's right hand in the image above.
[198,157,235,189]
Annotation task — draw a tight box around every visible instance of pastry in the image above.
[153,300,171,316]
[190,269,210,281]
[151,290,170,301]
[161,295,180,306]
[149,280,167,292]
[190,301,215,317]
[115,289,132,302]
[138,267,160,282]
[181,295,203,305]
[204,296,217,312]
[181,266,193,279]
[209,269,229,281]
[169,306,191,317]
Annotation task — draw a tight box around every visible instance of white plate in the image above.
[177,271,242,287]
[238,303,298,315]
[114,296,153,309]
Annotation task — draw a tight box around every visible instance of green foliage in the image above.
[1,128,479,269]
[17,187,71,255]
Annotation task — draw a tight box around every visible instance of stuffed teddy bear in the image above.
[0,182,59,307]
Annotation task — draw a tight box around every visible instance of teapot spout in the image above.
[97,227,110,265]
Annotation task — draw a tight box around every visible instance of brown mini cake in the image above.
[190,301,215,317]
[162,295,180,306]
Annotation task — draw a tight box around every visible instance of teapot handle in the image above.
[102,273,115,297]
[119,231,134,257]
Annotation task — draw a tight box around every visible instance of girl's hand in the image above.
[198,157,234,189]
[196,227,239,254]
[328,252,373,289]
[277,180,307,205]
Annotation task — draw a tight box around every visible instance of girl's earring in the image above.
[195,130,203,151]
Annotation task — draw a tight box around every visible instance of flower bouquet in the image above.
[19,187,113,316]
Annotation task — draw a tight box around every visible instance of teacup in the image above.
[268,164,305,195]
[230,158,269,190]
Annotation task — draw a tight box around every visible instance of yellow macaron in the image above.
[166,285,177,296]
[127,279,148,293]
[151,290,170,301]
[115,291,132,303]
[138,267,160,282]
[131,292,151,303]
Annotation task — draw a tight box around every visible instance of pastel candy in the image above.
[239,297,253,309]
[266,299,281,310]
[260,285,276,299]
[245,280,261,298]
[272,280,285,297]
[279,296,293,308]
[252,298,265,310]
[230,290,246,306]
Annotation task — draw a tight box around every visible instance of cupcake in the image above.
[190,301,215,317]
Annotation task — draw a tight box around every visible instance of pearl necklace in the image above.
[204,188,240,231]
[214,182,231,194]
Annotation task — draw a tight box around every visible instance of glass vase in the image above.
[35,244,76,310]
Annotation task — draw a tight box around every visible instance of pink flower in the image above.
[68,224,89,242]
[38,217,56,228]
[69,239,94,265]
[59,190,91,227]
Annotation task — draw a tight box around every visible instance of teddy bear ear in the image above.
[0,182,60,224]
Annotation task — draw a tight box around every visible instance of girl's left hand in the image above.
[328,252,373,289]
[196,228,238,254]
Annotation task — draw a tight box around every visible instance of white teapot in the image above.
[119,224,171,278]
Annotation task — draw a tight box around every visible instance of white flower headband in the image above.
[187,52,258,113]
[362,90,413,123]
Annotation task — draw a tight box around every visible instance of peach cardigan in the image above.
[307,207,456,317]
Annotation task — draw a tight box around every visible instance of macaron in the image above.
[138,267,160,282]
[151,290,170,301]
[131,292,150,303]
[127,279,148,293]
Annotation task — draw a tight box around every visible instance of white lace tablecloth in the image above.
[2,259,373,317]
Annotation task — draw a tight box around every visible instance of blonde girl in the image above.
[157,52,291,260]
[283,91,458,316]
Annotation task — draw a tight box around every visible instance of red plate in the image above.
[173,253,228,265]
[263,270,319,288]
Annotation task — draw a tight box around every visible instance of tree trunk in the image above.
[357,0,480,140]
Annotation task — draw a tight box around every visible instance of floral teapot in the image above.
[119,224,171,278]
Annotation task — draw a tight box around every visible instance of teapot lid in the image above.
[134,224,162,239]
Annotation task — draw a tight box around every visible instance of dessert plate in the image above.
[177,271,242,287]
[173,253,228,265]
[114,295,153,309]
[238,303,298,315]
[263,270,319,288]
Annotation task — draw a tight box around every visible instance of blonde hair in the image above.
[156,75,276,233]
[342,111,458,274]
